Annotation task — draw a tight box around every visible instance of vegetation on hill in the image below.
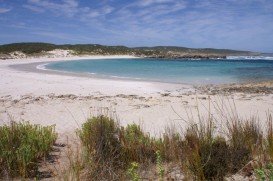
[0,43,57,54]
[135,46,253,55]
[0,42,258,59]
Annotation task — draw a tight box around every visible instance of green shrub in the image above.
[121,123,156,164]
[158,129,184,162]
[184,123,213,180]
[156,150,165,180]
[76,115,268,180]
[255,163,273,181]
[127,162,140,181]
[77,116,159,179]
[184,120,251,180]
[77,115,124,179]
[0,121,57,178]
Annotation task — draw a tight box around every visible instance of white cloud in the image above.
[86,5,114,18]
[25,0,114,19]
[15,0,273,51]
[23,4,44,13]
[26,0,79,17]
[0,7,11,13]
[138,0,175,7]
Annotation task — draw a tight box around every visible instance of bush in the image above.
[77,115,124,180]
[183,118,255,180]
[77,116,160,179]
[0,121,57,178]
[76,115,269,180]
[227,119,261,172]
[158,128,184,162]
[184,123,219,180]
[201,137,230,180]
[121,123,156,164]
[266,116,273,161]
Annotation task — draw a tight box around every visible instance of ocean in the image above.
[44,57,273,85]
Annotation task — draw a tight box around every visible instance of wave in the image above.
[36,63,49,70]
[110,75,142,80]
[87,72,96,75]
[227,56,273,60]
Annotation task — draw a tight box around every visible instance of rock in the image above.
[12,99,19,104]
[161,93,171,97]
[48,93,55,98]
[34,96,44,101]
[21,95,32,100]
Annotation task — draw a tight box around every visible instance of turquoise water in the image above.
[45,58,273,85]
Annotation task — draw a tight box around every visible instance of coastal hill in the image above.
[0,42,260,59]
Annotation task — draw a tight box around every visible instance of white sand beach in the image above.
[2,0,273,179]
[1,56,273,141]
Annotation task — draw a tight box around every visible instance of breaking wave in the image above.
[227,56,273,60]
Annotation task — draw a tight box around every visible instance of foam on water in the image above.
[227,56,273,60]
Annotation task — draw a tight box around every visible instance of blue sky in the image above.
[0,0,273,52]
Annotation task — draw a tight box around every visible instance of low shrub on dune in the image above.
[77,115,124,180]
[0,121,57,178]
[77,116,158,180]
[121,123,157,164]
[76,114,269,180]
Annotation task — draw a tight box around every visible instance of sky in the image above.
[0,0,273,52]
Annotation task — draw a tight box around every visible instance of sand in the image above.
[1,55,273,142]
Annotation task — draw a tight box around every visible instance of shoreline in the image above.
[0,55,273,140]
[0,55,193,98]
[10,60,194,87]
[8,56,273,88]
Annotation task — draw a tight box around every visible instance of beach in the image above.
[2,0,273,178]
[1,56,273,142]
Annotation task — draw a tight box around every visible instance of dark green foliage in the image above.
[229,146,251,173]
[0,42,256,56]
[0,43,134,55]
[0,121,57,178]
[135,46,252,55]
[0,43,57,54]
[201,137,230,180]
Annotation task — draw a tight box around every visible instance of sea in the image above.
[44,56,273,85]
